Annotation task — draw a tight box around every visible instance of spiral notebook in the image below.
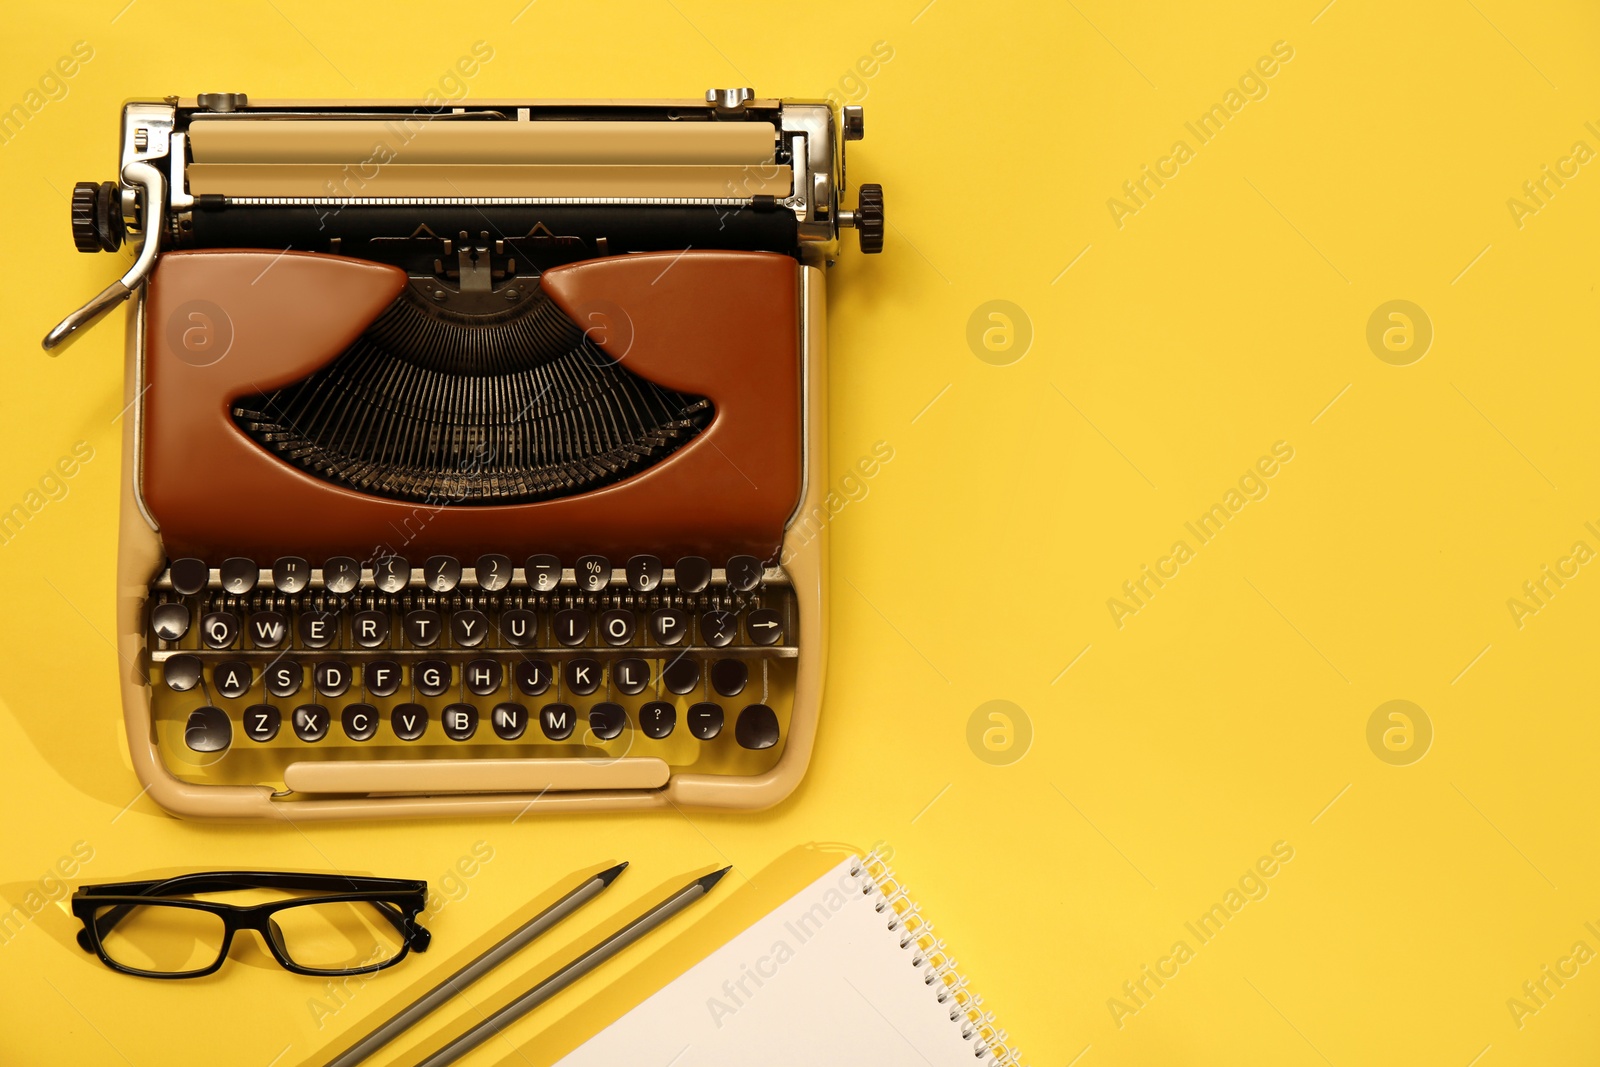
[554,851,1024,1066]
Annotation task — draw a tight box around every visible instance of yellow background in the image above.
[3,1,1599,1063]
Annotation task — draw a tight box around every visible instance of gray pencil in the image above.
[323,863,628,1067]
[415,866,732,1067]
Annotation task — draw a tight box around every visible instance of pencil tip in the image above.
[596,862,628,886]
[697,866,733,891]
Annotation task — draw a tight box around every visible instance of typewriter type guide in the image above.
[48,90,884,819]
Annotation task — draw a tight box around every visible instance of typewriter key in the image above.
[215,661,252,699]
[323,556,360,595]
[220,557,258,595]
[711,659,748,698]
[474,554,512,592]
[351,609,389,648]
[243,705,280,743]
[525,554,561,592]
[614,658,650,695]
[272,556,309,594]
[746,608,783,646]
[577,555,612,593]
[554,608,590,647]
[451,610,489,648]
[491,702,528,741]
[364,660,400,699]
[200,611,240,649]
[374,555,410,594]
[540,702,576,741]
[639,701,676,739]
[674,556,711,594]
[248,611,287,649]
[565,658,601,697]
[501,608,537,647]
[150,603,189,642]
[465,659,502,696]
[648,608,688,646]
[663,657,700,695]
[341,703,378,742]
[164,654,202,692]
[184,707,231,753]
[292,704,330,743]
[599,608,636,646]
[735,704,780,750]
[170,558,209,596]
[404,609,442,647]
[515,659,551,696]
[726,555,763,593]
[687,702,724,741]
[415,660,451,698]
[391,703,428,741]
[626,554,663,592]
[298,611,338,649]
[425,555,461,593]
[589,703,626,741]
[314,661,350,698]
[443,703,479,742]
[265,660,302,698]
[700,611,736,648]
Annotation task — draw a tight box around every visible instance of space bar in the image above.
[281,758,671,795]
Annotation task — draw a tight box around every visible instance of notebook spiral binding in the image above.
[852,850,1025,1066]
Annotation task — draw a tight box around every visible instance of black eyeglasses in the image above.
[72,872,431,979]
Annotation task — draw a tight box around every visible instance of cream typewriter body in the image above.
[47,90,884,820]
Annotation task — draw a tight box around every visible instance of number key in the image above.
[374,555,410,594]
[475,553,512,592]
[220,557,258,595]
[323,556,359,595]
[272,556,309,594]
[425,555,461,593]
[525,554,561,592]
[626,554,663,592]
[576,554,611,592]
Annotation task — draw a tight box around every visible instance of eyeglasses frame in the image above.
[71,871,431,979]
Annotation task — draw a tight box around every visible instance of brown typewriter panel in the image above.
[141,249,801,561]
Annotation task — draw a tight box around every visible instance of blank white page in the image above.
[554,857,990,1066]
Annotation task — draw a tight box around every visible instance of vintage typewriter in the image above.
[46,88,883,820]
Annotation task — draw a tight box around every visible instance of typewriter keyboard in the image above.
[144,553,797,791]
